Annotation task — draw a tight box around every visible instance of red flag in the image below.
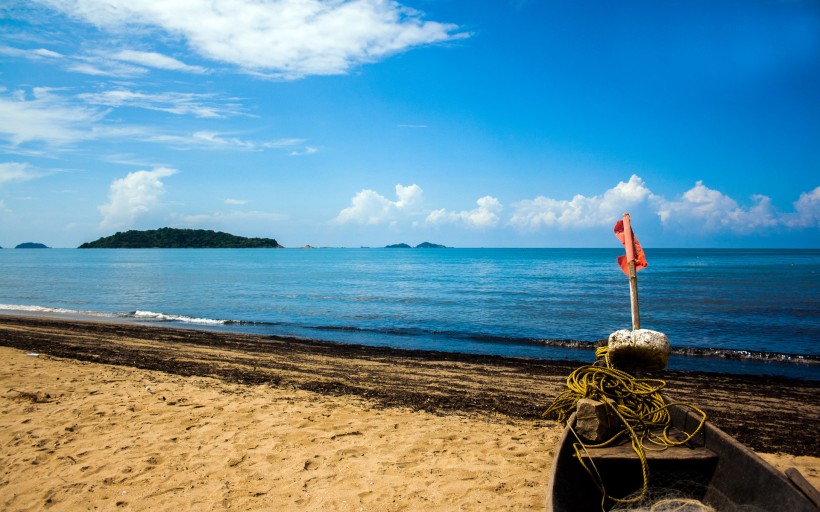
[614,219,647,276]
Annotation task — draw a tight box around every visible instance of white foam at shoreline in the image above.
[0,304,119,318]
[1,304,817,370]
[0,304,76,314]
[0,304,225,325]
[131,310,228,325]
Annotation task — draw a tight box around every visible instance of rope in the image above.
[648,499,716,512]
[544,346,708,509]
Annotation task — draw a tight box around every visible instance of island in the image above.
[385,242,447,249]
[15,242,49,249]
[79,228,283,249]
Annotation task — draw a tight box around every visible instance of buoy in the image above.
[607,328,670,372]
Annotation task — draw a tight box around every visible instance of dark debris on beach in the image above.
[0,315,817,457]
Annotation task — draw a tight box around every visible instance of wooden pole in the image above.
[622,213,641,330]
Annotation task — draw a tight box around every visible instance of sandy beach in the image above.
[1,315,818,511]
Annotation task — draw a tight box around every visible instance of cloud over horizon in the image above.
[333,176,820,238]
[427,196,502,229]
[509,175,656,230]
[789,187,820,229]
[98,167,178,229]
[657,181,781,233]
[333,184,424,226]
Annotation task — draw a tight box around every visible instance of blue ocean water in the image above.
[1,248,818,380]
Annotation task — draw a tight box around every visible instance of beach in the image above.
[1,315,818,511]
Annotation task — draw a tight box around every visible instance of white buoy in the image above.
[607,329,670,372]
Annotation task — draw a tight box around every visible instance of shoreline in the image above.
[2,307,818,383]
[1,314,817,457]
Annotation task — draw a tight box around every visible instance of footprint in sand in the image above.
[303,456,323,470]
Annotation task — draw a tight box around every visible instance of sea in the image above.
[1,248,818,381]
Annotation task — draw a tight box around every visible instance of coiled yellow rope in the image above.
[544,346,708,508]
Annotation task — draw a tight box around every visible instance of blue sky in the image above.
[0,0,818,248]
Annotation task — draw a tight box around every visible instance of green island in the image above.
[386,242,447,249]
[78,228,283,249]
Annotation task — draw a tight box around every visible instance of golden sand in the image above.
[1,314,817,511]
[1,347,563,511]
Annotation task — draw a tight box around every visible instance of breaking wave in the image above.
[130,310,230,326]
[0,303,119,318]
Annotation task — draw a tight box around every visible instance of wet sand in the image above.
[1,315,818,510]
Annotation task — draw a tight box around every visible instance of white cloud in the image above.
[109,50,208,74]
[426,195,502,229]
[1,44,196,78]
[508,175,820,234]
[289,146,318,156]
[333,184,424,225]
[657,181,779,232]
[140,131,310,152]
[0,45,63,61]
[262,138,308,148]
[143,131,265,150]
[0,162,46,185]
[78,89,245,118]
[510,174,654,230]
[34,0,468,79]
[66,56,149,77]
[395,184,424,208]
[260,139,316,156]
[177,210,287,227]
[224,198,248,205]
[784,186,820,228]
[32,48,63,59]
[0,87,109,146]
[0,43,145,76]
[98,167,178,229]
[0,88,301,151]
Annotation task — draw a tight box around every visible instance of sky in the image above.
[0,0,818,249]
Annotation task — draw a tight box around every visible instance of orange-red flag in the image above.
[614,219,647,276]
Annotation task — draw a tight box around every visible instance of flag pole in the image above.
[622,213,641,330]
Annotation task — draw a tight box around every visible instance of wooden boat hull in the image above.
[546,405,818,511]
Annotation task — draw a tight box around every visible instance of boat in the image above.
[546,404,819,511]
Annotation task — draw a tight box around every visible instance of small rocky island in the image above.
[15,242,49,249]
[385,242,448,249]
[79,228,283,249]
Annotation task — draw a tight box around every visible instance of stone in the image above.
[607,329,670,372]
[575,399,615,442]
